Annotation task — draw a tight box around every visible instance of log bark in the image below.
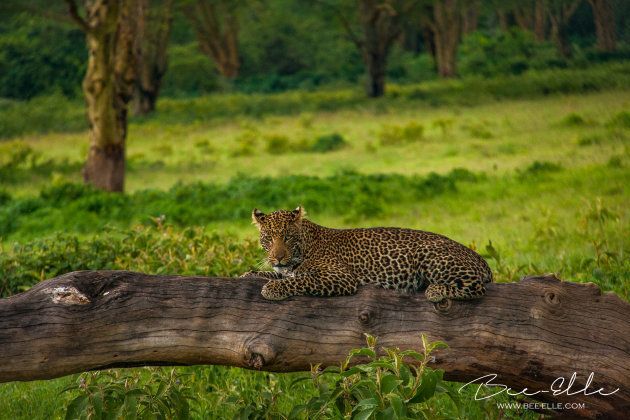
[0,271,629,419]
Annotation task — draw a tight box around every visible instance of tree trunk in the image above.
[0,271,629,419]
[548,0,580,58]
[185,0,240,80]
[67,0,138,192]
[133,0,173,116]
[497,9,509,32]
[588,0,616,52]
[461,0,479,34]
[357,0,403,98]
[364,51,387,98]
[534,0,547,41]
[513,1,534,32]
[430,0,461,78]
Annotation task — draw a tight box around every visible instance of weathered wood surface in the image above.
[0,271,628,418]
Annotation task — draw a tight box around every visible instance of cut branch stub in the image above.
[0,271,629,419]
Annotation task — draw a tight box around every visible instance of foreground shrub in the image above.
[0,225,260,297]
[64,368,192,420]
[285,334,448,419]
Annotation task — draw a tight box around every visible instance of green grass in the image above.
[3,88,629,197]
[0,71,629,418]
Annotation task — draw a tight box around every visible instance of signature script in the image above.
[459,372,620,400]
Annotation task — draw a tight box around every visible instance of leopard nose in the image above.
[275,249,286,261]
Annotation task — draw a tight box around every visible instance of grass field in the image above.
[0,70,629,418]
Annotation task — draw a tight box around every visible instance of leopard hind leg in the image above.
[425,278,486,302]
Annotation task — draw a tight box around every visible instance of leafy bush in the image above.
[231,129,259,157]
[0,225,260,297]
[265,134,293,154]
[520,160,563,177]
[310,133,347,153]
[64,369,193,420]
[462,122,493,139]
[287,334,448,419]
[2,63,630,139]
[577,133,603,146]
[607,110,630,128]
[0,14,85,100]
[161,43,219,97]
[0,170,469,240]
[432,118,454,137]
[0,94,86,139]
[459,29,563,78]
[559,112,589,127]
[379,122,425,146]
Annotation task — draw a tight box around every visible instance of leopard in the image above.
[241,206,493,303]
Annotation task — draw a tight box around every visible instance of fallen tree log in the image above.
[0,271,628,418]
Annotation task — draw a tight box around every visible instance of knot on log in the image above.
[434,299,452,313]
[244,340,276,370]
[248,353,265,370]
[46,286,90,305]
[358,306,381,329]
[544,291,560,306]
[358,309,372,325]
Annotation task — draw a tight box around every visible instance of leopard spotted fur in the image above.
[241,207,493,302]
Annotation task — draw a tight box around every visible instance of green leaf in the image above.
[380,374,402,395]
[349,348,376,358]
[399,365,411,386]
[352,397,378,412]
[91,393,104,418]
[353,407,375,420]
[408,370,442,404]
[375,406,394,420]
[288,404,306,419]
[341,366,362,377]
[289,376,312,388]
[399,350,424,361]
[388,394,405,418]
[369,361,395,371]
[122,395,137,420]
[65,395,88,420]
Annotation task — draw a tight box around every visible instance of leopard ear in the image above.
[291,206,306,222]
[252,208,265,228]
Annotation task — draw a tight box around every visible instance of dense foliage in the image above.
[2,62,630,139]
[1,0,630,100]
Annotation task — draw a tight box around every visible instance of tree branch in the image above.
[64,0,90,32]
[314,0,364,49]
[0,271,628,419]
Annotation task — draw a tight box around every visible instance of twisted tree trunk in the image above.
[588,0,616,52]
[66,0,138,192]
[133,0,173,116]
[548,0,580,58]
[1,271,628,419]
[185,0,240,79]
[425,0,461,78]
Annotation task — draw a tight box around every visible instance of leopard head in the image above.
[252,206,305,274]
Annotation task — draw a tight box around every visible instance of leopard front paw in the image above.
[425,284,448,303]
[261,280,291,300]
[240,271,256,278]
